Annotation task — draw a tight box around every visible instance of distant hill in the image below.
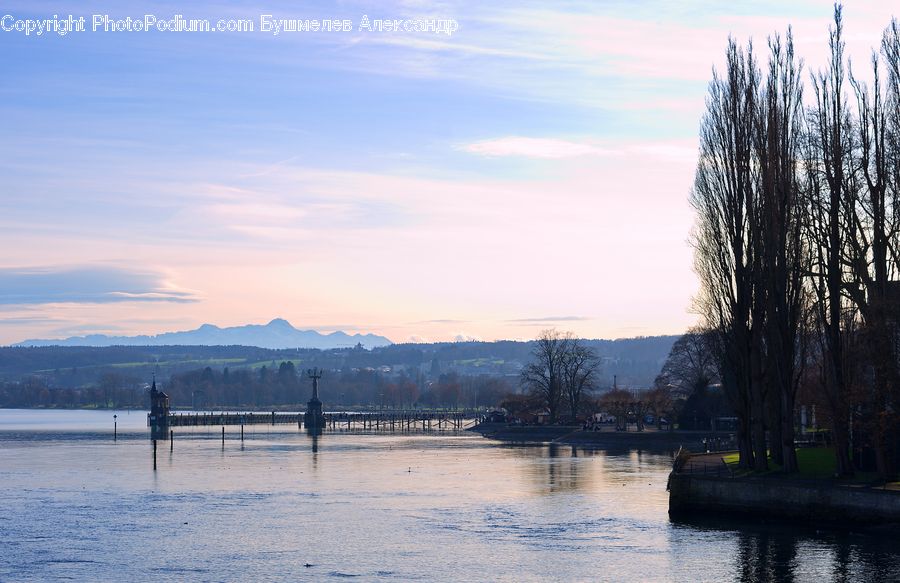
[0,335,679,390]
[14,318,393,350]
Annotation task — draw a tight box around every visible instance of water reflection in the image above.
[544,443,580,493]
[495,442,675,496]
[517,443,608,495]
[671,515,900,582]
[736,529,797,583]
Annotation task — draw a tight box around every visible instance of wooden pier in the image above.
[164,411,302,427]
[324,411,473,432]
[159,410,477,432]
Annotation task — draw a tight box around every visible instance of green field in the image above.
[722,448,883,483]
[452,358,505,366]
[36,357,248,373]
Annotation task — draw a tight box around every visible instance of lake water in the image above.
[1,409,897,582]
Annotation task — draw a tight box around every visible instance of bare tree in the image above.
[599,388,633,431]
[562,339,600,421]
[692,37,766,470]
[806,6,857,476]
[654,328,719,432]
[692,4,900,477]
[839,17,900,477]
[521,330,571,423]
[655,328,718,396]
[755,31,808,471]
[645,383,675,430]
[631,392,649,432]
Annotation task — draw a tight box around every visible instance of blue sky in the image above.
[0,0,896,343]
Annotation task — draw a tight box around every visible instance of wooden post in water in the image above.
[113,414,117,441]
[153,439,157,470]
[222,426,225,446]
[170,430,174,452]
[241,424,244,441]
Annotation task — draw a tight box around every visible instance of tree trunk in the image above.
[780,389,798,472]
[768,389,784,467]
[750,341,769,471]
[832,412,853,476]
[870,323,897,479]
[738,414,755,469]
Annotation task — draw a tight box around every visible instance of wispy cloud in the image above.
[0,316,66,326]
[315,324,381,332]
[39,323,130,337]
[0,266,199,305]
[507,316,593,324]
[461,137,615,159]
[461,136,698,161]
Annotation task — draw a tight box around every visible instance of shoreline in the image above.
[469,422,733,451]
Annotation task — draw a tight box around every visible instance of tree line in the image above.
[0,363,515,410]
[0,374,143,409]
[692,5,900,477]
[164,364,514,410]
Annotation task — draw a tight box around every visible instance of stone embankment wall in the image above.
[668,473,900,526]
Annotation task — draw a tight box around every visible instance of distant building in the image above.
[147,377,170,432]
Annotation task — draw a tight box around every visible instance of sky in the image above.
[0,0,897,345]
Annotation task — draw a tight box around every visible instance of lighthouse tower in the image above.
[147,375,171,438]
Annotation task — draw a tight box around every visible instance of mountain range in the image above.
[14,318,393,350]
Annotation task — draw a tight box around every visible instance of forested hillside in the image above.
[0,336,678,408]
